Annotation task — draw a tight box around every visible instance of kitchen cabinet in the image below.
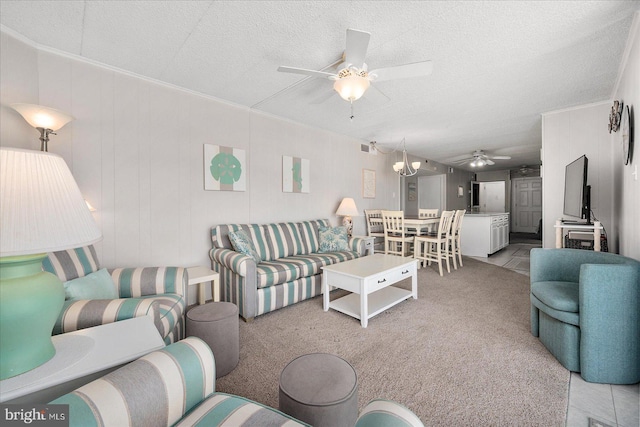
[461,213,510,257]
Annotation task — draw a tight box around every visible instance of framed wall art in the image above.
[283,156,310,193]
[203,144,246,191]
[362,169,376,198]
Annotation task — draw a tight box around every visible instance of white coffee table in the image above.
[322,254,418,327]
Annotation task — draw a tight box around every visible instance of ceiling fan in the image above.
[277,29,433,106]
[454,150,512,167]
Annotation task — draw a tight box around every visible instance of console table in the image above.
[0,316,164,404]
[554,220,603,252]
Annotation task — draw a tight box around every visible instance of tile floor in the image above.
[469,239,640,427]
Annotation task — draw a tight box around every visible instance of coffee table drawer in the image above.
[369,265,413,293]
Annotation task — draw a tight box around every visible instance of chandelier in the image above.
[393,139,421,177]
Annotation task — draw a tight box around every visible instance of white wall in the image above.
[612,13,640,260]
[541,102,614,250]
[0,30,399,268]
[541,12,639,260]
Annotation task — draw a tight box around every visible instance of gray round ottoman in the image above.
[279,353,358,427]
[186,302,239,378]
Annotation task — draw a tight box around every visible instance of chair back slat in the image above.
[364,209,384,236]
[418,209,439,219]
[381,210,405,235]
[437,210,455,238]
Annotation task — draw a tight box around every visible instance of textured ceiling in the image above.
[2,1,638,171]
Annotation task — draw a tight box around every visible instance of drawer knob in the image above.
[378,278,386,283]
[402,269,409,274]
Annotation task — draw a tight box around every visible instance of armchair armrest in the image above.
[53,298,162,337]
[50,337,215,427]
[355,399,424,427]
[110,267,187,298]
[579,263,640,383]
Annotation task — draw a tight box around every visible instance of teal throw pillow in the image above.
[229,229,261,263]
[318,226,349,253]
[63,268,118,301]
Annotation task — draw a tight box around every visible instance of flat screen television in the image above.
[563,155,591,224]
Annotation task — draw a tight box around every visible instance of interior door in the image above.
[511,178,542,233]
[479,181,505,212]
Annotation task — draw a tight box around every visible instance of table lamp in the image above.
[335,198,359,237]
[0,148,102,380]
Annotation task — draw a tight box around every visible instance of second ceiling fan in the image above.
[278,28,433,105]
[454,150,512,167]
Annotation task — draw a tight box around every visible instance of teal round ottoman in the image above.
[279,353,358,427]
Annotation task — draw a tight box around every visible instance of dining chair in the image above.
[381,210,413,257]
[418,208,440,234]
[364,209,385,253]
[448,210,466,270]
[413,210,455,276]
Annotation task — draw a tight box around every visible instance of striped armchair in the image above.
[51,337,424,427]
[43,245,187,344]
[210,219,367,321]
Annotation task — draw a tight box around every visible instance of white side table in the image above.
[0,316,164,404]
[187,266,220,305]
[353,235,375,256]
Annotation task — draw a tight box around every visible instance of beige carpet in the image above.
[216,257,569,426]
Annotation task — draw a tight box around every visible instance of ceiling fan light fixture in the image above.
[476,158,486,167]
[333,74,370,102]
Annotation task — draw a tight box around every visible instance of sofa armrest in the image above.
[53,298,163,337]
[355,399,424,427]
[349,236,367,256]
[210,248,258,321]
[50,337,215,427]
[110,267,187,299]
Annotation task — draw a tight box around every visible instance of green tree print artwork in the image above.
[292,162,303,189]
[210,152,242,185]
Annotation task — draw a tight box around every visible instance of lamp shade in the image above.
[333,76,370,102]
[10,104,74,131]
[335,197,359,217]
[0,148,102,256]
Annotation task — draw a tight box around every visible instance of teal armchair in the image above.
[530,248,640,384]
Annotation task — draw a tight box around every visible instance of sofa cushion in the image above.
[43,245,100,281]
[531,281,579,313]
[229,230,261,263]
[256,251,359,288]
[63,268,118,301]
[298,219,330,254]
[264,222,306,258]
[318,226,349,252]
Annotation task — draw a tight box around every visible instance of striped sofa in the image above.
[51,337,424,427]
[44,245,187,345]
[210,219,367,321]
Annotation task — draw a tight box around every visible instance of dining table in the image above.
[369,216,440,236]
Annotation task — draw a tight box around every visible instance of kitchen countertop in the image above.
[465,212,509,217]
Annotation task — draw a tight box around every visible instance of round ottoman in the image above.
[279,353,358,427]
[186,302,239,378]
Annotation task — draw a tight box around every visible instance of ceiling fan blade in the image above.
[490,155,512,160]
[485,159,495,166]
[309,89,337,105]
[453,158,473,164]
[277,66,335,79]
[370,60,433,82]
[362,84,390,104]
[345,29,370,69]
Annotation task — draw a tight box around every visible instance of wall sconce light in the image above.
[10,104,75,152]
